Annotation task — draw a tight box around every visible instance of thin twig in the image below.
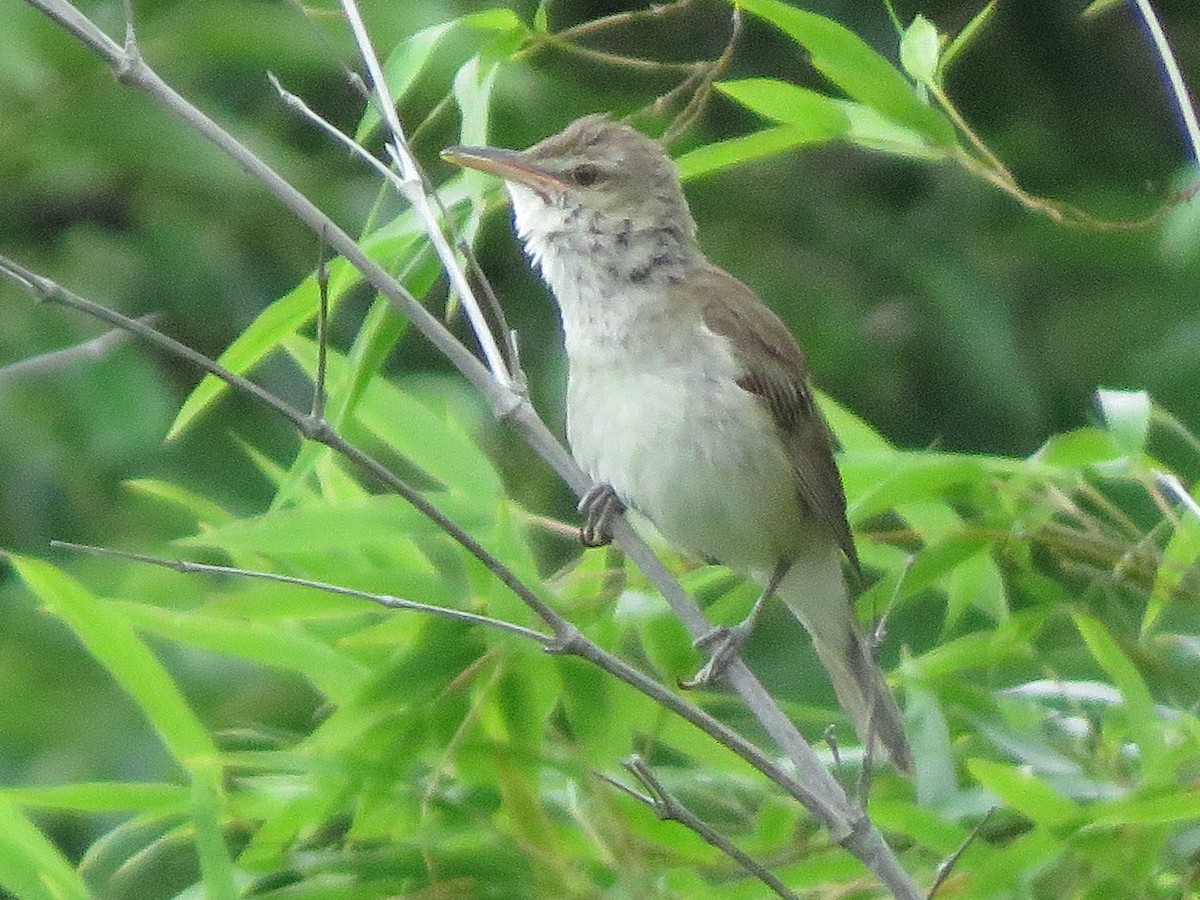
[336,0,513,388]
[0,316,154,381]
[1131,0,1200,168]
[927,807,996,898]
[551,0,696,43]
[596,755,800,900]
[50,540,552,643]
[312,241,330,422]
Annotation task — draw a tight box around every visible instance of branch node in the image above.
[545,623,585,655]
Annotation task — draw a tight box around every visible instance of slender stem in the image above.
[1131,0,1200,168]
[50,540,552,643]
[597,755,800,900]
[0,316,153,381]
[337,0,513,387]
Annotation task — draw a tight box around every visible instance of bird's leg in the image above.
[684,560,791,688]
[578,483,625,548]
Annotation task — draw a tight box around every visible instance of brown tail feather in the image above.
[777,549,913,773]
[812,626,913,773]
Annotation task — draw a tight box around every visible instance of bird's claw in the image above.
[682,622,754,688]
[578,483,625,548]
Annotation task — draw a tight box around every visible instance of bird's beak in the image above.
[442,145,568,198]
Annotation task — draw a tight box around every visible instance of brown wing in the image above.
[696,265,861,574]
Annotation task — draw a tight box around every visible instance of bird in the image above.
[443,114,912,772]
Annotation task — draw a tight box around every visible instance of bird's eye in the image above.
[568,164,603,187]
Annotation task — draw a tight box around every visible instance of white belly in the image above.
[566,355,807,571]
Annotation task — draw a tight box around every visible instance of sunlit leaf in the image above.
[899,14,940,87]
[1096,388,1151,458]
[737,0,956,146]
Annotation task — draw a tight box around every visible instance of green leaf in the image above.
[716,78,850,132]
[675,125,831,181]
[1071,612,1159,765]
[945,547,1008,629]
[968,758,1082,830]
[169,274,321,440]
[1147,485,1200,632]
[356,21,454,141]
[1092,788,1200,826]
[2,782,188,813]
[124,478,234,527]
[0,794,89,900]
[906,679,956,807]
[870,799,966,854]
[285,335,504,503]
[737,0,956,146]
[1096,388,1151,458]
[1031,426,1121,468]
[357,10,526,140]
[899,14,940,87]
[9,557,237,899]
[836,99,948,159]
[842,451,990,521]
[177,494,481,556]
[169,213,426,440]
[113,601,370,703]
[10,556,219,770]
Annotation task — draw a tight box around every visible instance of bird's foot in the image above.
[578,483,625,548]
[681,561,790,688]
[682,620,756,688]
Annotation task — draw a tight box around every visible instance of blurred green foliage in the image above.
[1,0,1199,897]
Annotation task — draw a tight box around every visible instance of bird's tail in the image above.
[776,549,913,774]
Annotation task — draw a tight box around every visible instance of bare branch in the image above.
[337,0,513,388]
[50,540,551,643]
[0,317,153,381]
[928,807,997,898]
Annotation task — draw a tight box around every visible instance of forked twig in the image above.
[596,755,800,900]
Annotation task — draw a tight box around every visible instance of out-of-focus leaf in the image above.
[1097,388,1151,458]
[285,335,504,504]
[10,556,218,770]
[836,99,948,159]
[177,494,481,556]
[716,78,850,132]
[168,211,423,440]
[124,478,233,527]
[1071,612,1159,766]
[2,782,188,813]
[113,601,369,703]
[842,452,990,520]
[1147,485,1200,632]
[968,758,1082,829]
[357,22,453,141]
[1031,427,1120,468]
[0,794,89,900]
[1092,789,1200,826]
[906,678,956,807]
[945,547,1008,630]
[870,799,966,854]
[737,0,957,146]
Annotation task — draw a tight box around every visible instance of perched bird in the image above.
[443,115,912,772]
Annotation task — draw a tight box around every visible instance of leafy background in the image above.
[0,0,1199,897]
